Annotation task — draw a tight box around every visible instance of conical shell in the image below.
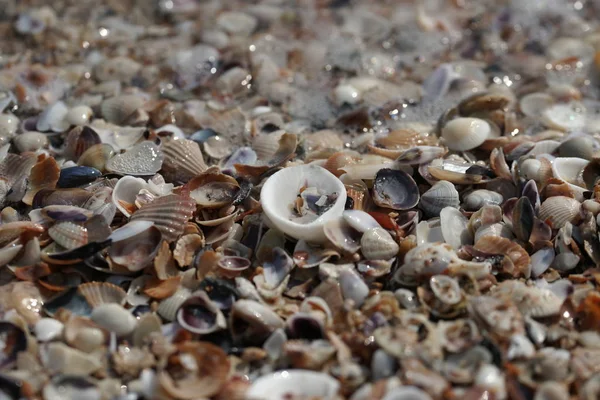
[419,180,460,217]
[77,282,127,308]
[538,196,581,229]
[130,193,196,242]
[161,138,208,184]
[48,221,88,249]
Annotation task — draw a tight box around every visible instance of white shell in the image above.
[35,318,64,342]
[519,92,554,118]
[382,386,433,400]
[37,101,69,132]
[261,164,347,243]
[106,141,164,175]
[538,196,581,229]
[542,102,586,131]
[419,180,460,217]
[360,227,399,260]
[13,132,48,152]
[342,210,381,233]
[440,207,473,249]
[91,304,137,337]
[112,176,148,217]
[246,370,340,400]
[339,268,369,306]
[441,117,490,151]
[552,156,588,201]
[44,342,102,376]
[66,105,93,126]
[0,114,19,138]
[217,11,258,36]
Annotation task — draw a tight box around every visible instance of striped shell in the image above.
[77,282,127,308]
[130,194,196,242]
[473,236,530,278]
[538,196,581,229]
[161,139,208,184]
[48,221,88,249]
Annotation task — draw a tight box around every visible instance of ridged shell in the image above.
[77,282,127,308]
[174,234,205,267]
[157,287,192,321]
[48,221,88,249]
[419,180,460,217]
[100,94,146,125]
[473,236,530,278]
[130,194,196,242]
[361,227,399,260]
[538,196,581,229]
[161,138,208,184]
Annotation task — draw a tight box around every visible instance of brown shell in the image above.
[64,126,101,161]
[474,236,530,278]
[130,193,196,242]
[154,241,180,279]
[160,138,208,184]
[143,276,182,299]
[174,234,205,267]
[77,281,127,308]
[23,156,60,206]
[324,151,360,177]
[375,129,438,149]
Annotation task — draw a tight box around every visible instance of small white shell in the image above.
[339,268,369,306]
[361,227,399,260]
[0,113,19,138]
[112,176,148,217]
[217,11,257,36]
[44,342,102,376]
[541,102,586,131]
[261,164,347,243]
[519,92,554,118]
[66,105,93,126]
[34,318,64,342]
[246,370,340,400]
[342,210,381,233]
[90,304,137,337]
[441,117,490,151]
[13,132,48,152]
[440,207,473,249]
[36,101,69,132]
[552,156,588,200]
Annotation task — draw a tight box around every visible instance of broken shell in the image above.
[34,318,63,342]
[324,218,361,254]
[174,234,204,267]
[90,303,137,337]
[440,207,473,249]
[419,180,460,217]
[77,143,115,172]
[552,157,589,200]
[108,224,162,271]
[474,235,530,278]
[230,299,285,345]
[441,118,490,151]
[188,172,240,208]
[77,282,127,308]
[361,227,399,260]
[44,342,102,376]
[372,168,419,210]
[112,176,147,217]
[261,164,347,243]
[177,291,226,334]
[130,193,196,242]
[246,370,340,400]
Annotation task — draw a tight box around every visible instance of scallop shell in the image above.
[160,138,208,184]
[101,94,146,125]
[130,194,196,242]
[23,156,60,206]
[48,221,88,250]
[473,236,530,278]
[441,118,491,151]
[419,180,460,217]
[538,196,581,229]
[106,141,164,176]
[77,281,127,308]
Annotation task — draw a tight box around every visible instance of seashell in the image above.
[108,224,162,271]
[0,221,44,247]
[236,133,298,176]
[246,370,340,400]
[23,156,60,206]
[13,131,48,152]
[158,342,229,400]
[382,386,433,400]
[324,218,361,254]
[160,138,208,184]
[77,282,127,308]
[112,175,147,217]
[203,135,232,159]
[419,180,460,217]
[520,92,555,118]
[252,131,285,160]
[77,143,115,172]
[44,342,102,376]
[474,222,514,242]
[188,172,239,208]
[132,313,162,347]
[558,135,597,160]
[100,94,146,125]
[541,102,586,131]
[130,193,196,242]
[440,207,472,249]
[538,196,581,229]
[65,105,93,126]
[261,164,346,243]
[106,141,164,176]
[94,57,142,83]
[220,147,258,175]
[90,303,137,337]
[393,146,447,165]
[441,118,491,151]
[57,166,101,188]
[0,244,23,267]
[361,227,399,260]
[48,221,88,249]
[474,236,530,278]
[0,113,19,140]
[552,157,588,200]
[174,234,205,267]
[36,101,69,132]
[32,188,93,209]
[293,240,339,268]
[462,190,503,211]
[324,151,360,177]
[64,126,102,162]
[34,318,64,342]
[63,316,106,352]
[230,299,285,345]
[157,287,192,321]
[342,210,381,233]
[217,11,257,35]
[144,275,183,299]
[176,291,226,334]
[427,158,493,185]
[373,168,419,210]
[339,268,369,306]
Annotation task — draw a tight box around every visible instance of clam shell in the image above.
[373,168,419,210]
[130,193,196,242]
[66,105,93,126]
[101,94,146,125]
[323,218,361,253]
[246,370,340,400]
[462,190,503,211]
[157,287,192,321]
[474,236,530,278]
[261,164,347,243]
[342,210,381,233]
[176,290,226,334]
[441,117,490,151]
[77,143,115,172]
[106,141,164,176]
[160,138,208,184]
[112,175,147,217]
[230,299,285,345]
[188,172,239,208]
[108,225,162,271]
[419,180,459,217]
[90,303,137,337]
[361,227,399,260]
[440,207,473,249]
[538,196,581,229]
[48,221,88,249]
[13,131,48,152]
[77,282,127,308]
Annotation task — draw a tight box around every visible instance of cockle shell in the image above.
[538,196,581,229]
[160,138,208,184]
[419,180,460,217]
[130,193,196,242]
[361,227,398,260]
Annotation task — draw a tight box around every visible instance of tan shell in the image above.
[130,193,196,242]
[161,138,208,184]
[154,240,180,279]
[474,236,530,278]
[48,221,88,250]
[77,282,127,308]
[64,316,107,352]
[101,94,146,125]
[143,276,182,299]
[23,156,60,206]
[188,172,240,208]
[375,129,438,149]
[538,196,582,229]
[44,342,103,376]
[174,234,205,267]
[324,151,360,177]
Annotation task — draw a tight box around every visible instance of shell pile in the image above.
[5,0,600,399]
